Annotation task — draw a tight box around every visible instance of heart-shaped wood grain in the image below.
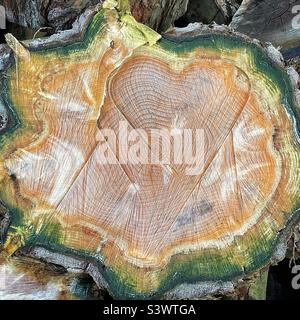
[0,6,300,299]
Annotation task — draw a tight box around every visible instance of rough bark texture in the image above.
[287,56,300,91]
[0,0,101,31]
[0,203,10,244]
[230,0,300,59]
[130,0,188,31]
[0,250,107,299]
[0,0,189,32]
[177,0,241,26]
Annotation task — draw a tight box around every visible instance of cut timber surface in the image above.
[0,4,300,299]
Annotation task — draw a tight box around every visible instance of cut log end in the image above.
[0,5,300,299]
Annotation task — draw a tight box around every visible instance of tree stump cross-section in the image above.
[0,3,300,299]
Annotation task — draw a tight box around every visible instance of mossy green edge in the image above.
[0,83,21,146]
[24,207,300,299]
[0,9,299,299]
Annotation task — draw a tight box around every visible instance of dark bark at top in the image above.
[0,0,189,33]
[130,0,188,32]
[176,0,241,27]
[0,201,10,244]
[1,0,49,30]
[0,0,101,31]
[230,0,300,58]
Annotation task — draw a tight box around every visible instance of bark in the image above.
[177,0,241,26]
[0,202,10,244]
[129,0,188,32]
[230,0,300,58]
[0,249,107,299]
[0,0,189,32]
[1,0,49,30]
[0,0,101,31]
[287,56,300,92]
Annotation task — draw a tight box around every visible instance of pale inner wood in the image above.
[55,54,278,261]
[6,52,280,264]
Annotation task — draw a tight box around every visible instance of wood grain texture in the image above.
[129,0,188,31]
[0,5,300,299]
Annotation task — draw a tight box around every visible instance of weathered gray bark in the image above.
[230,0,300,58]
[1,0,48,30]
[0,0,189,33]
[0,0,101,31]
[0,202,10,244]
[287,222,300,260]
[129,0,188,31]
[178,0,241,26]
